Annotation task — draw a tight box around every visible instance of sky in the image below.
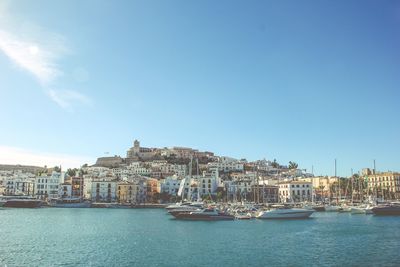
[0,0,399,175]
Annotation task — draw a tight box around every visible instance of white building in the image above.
[35,172,64,200]
[91,178,117,202]
[3,176,35,196]
[58,183,72,199]
[278,181,313,203]
[207,161,244,172]
[160,176,182,196]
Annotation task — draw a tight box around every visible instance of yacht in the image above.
[350,205,373,214]
[172,208,235,221]
[338,204,352,212]
[256,207,314,219]
[0,199,6,207]
[2,196,43,208]
[165,201,203,211]
[168,206,202,216]
[372,203,400,216]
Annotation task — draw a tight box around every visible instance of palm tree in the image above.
[288,161,298,170]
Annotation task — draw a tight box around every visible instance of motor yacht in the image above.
[172,208,235,221]
[256,207,314,219]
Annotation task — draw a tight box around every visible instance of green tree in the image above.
[288,161,298,170]
[271,159,279,168]
[66,168,77,177]
[53,166,61,172]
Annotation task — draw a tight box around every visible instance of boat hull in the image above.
[313,206,325,212]
[372,206,400,216]
[3,200,42,208]
[173,212,235,221]
[257,209,314,219]
[325,206,340,212]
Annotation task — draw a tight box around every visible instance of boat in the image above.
[256,208,314,219]
[312,205,325,212]
[324,205,340,212]
[350,205,374,214]
[172,208,235,221]
[2,196,43,208]
[0,199,6,207]
[168,206,202,216]
[48,198,91,208]
[302,204,325,212]
[235,214,252,220]
[165,201,203,211]
[338,205,352,212]
[372,203,400,216]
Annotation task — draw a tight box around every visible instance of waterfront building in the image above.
[35,172,64,200]
[278,181,313,203]
[366,171,400,199]
[225,179,254,202]
[71,176,84,198]
[299,176,338,200]
[3,175,35,196]
[146,178,161,202]
[116,181,136,203]
[253,182,279,203]
[58,183,72,198]
[199,171,220,197]
[83,176,93,200]
[160,176,181,196]
[91,178,117,202]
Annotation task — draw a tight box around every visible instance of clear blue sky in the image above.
[0,0,399,175]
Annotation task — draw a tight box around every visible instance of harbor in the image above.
[1,207,399,267]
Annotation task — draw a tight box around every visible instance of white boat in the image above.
[350,205,374,214]
[0,199,6,207]
[256,208,314,219]
[339,205,352,212]
[165,201,203,210]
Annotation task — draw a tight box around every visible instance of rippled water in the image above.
[0,208,399,267]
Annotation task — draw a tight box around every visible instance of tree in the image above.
[66,168,77,177]
[53,166,61,172]
[288,161,298,170]
[271,159,279,168]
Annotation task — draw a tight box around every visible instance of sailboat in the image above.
[325,159,340,212]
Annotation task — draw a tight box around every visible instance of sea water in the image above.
[0,208,399,267]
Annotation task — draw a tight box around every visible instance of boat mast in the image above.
[351,168,354,204]
[374,159,377,203]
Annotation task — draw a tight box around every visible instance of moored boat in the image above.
[2,196,43,208]
[372,203,400,216]
[172,208,235,221]
[350,205,373,214]
[325,205,340,212]
[256,208,314,219]
[165,201,203,210]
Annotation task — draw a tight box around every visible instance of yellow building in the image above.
[116,181,136,203]
[299,176,339,199]
[366,172,400,199]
